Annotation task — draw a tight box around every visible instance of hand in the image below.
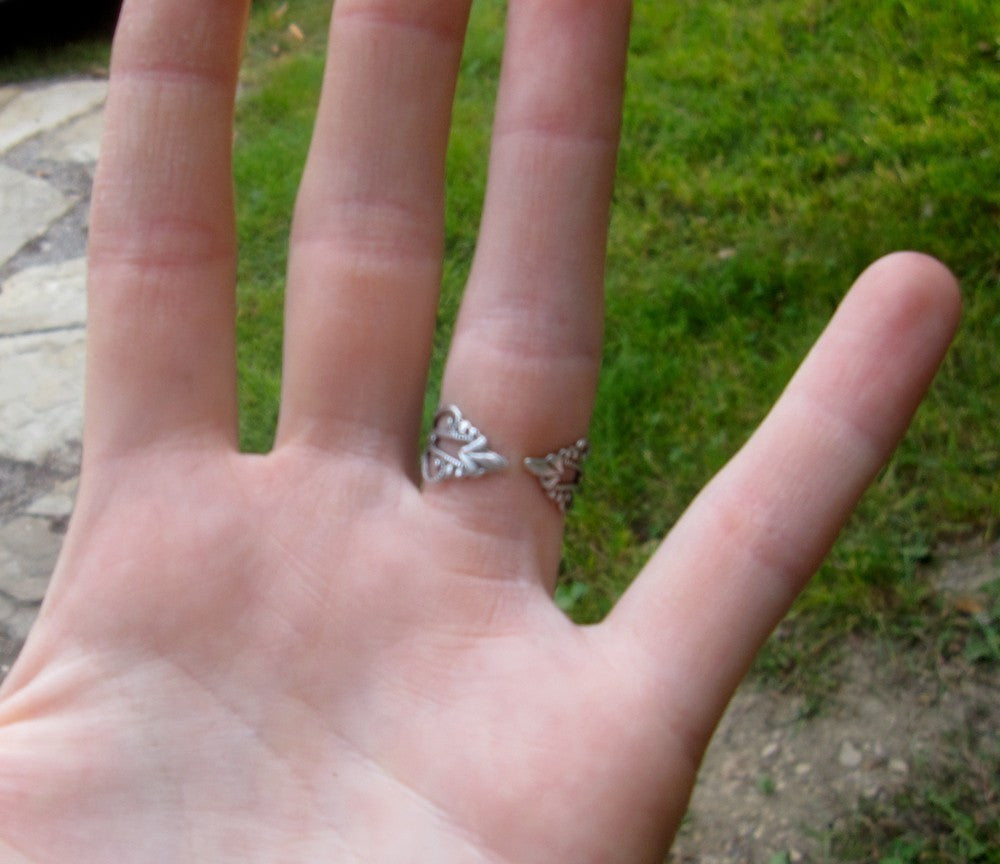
[0,1,960,862]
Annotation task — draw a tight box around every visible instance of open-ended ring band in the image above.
[421,404,589,513]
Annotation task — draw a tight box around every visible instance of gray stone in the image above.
[838,740,863,769]
[862,783,883,800]
[0,257,87,335]
[25,478,78,519]
[760,742,781,761]
[889,758,909,775]
[0,87,19,114]
[0,457,64,521]
[0,329,85,462]
[36,109,105,165]
[0,79,108,155]
[0,600,42,645]
[0,164,74,268]
[0,517,58,603]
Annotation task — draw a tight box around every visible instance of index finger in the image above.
[84,0,249,461]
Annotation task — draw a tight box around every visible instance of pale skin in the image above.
[0,0,961,862]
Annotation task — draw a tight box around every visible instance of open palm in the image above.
[0,1,959,862]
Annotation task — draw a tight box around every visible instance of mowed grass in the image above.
[235,0,998,645]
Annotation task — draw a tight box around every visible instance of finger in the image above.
[84,0,249,459]
[604,253,960,753]
[426,0,632,578]
[276,0,472,466]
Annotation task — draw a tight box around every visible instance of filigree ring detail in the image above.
[421,405,509,484]
[523,438,590,514]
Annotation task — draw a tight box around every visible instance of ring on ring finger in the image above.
[421,404,589,513]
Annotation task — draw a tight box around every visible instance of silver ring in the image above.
[421,405,509,484]
[523,438,589,514]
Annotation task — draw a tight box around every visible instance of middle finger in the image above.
[277,0,472,466]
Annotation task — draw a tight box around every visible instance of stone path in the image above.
[0,77,107,678]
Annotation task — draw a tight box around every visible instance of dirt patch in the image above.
[670,542,999,863]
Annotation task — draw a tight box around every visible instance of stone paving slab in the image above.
[0,467,76,674]
[0,79,108,155]
[25,477,78,520]
[36,109,105,165]
[0,457,66,520]
[0,259,88,465]
[0,257,87,336]
[0,517,58,604]
[0,77,103,680]
[0,595,40,656]
[0,329,85,463]
[0,163,74,269]
[0,87,19,113]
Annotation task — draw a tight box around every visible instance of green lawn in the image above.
[236,0,999,644]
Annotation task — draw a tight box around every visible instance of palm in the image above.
[3,450,688,862]
[0,0,958,862]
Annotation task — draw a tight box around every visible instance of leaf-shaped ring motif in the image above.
[523,438,590,513]
[421,405,509,484]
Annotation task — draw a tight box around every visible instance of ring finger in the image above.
[427,0,632,579]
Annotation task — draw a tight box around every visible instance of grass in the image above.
[234,0,999,654]
[575,0,1000,630]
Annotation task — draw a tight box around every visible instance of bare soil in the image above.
[670,542,1000,863]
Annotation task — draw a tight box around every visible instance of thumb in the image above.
[602,252,960,754]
